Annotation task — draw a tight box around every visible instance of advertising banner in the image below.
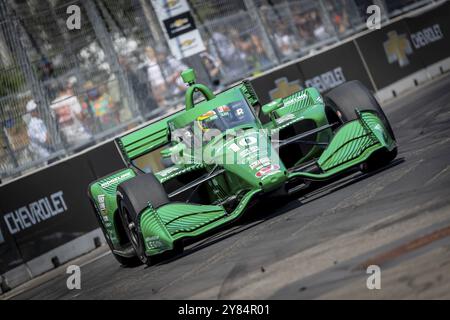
[251,41,374,105]
[404,1,450,67]
[355,20,426,89]
[0,156,99,262]
[297,41,375,93]
[151,0,205,59]
[0,141,125,272]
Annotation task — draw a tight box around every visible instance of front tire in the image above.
[325,80,396,140]
[117,173,169,266]
[325,81,397,171]
[88,197,140,266]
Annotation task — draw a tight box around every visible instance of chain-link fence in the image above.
[0,0,434,182]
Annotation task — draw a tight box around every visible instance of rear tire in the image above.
[117,173,169,266]
[325,80,395,140]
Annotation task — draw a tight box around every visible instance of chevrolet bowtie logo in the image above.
[269,77,302,100]
[173,18,188,28]
[165,0,180,9]
[181,39,194,47]
[383,30,413,67]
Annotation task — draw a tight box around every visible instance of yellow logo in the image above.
[173,18,188,28]
[181,38,195,47]
[383,30,413,67]
[166,0,180,9]
[269,77,302,100]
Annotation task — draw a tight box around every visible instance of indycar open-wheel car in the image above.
[88,69,397,266]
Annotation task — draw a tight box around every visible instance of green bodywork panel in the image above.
[290,110,395,181]
[89,168,136,247]
[116,112,180,162]
[140,189,261,255]
[88,73,396,259]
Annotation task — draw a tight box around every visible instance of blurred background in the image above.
[0,0,433,182]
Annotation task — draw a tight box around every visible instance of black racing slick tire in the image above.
[88,197,140,267]
[325,80,396,141]
[117,173,169,266]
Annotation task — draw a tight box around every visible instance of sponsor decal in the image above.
[100,171,133,189]
[255,164,280,178]
[217,105,231,113]
[97,195,106,214]
[284,92,308,107]
[269,77,303,100]
[97,194,109,222]
[250,157,271,170]
[145,236,164,249]
[3,191,68,235]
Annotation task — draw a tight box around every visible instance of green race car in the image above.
[88,69,397,266]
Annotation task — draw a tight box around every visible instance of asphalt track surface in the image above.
[9,74,450,299]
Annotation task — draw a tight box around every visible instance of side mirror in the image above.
[262,99,284,115]
[161,143,186,159]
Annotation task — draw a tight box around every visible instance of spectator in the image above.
[273,23,298,58]
[50,84,92,146]
[144,46,167,106]
[236,33,270,75]
[85,82,118,131]
[25,100,51,160]
[208,30,243,79]
[293,11,314,45]
[65,76,78,95]
[327,0,350,34]
[236,33,254,72]
[200,50,223,89]
[120,55,158,117]
[154,46,188,97]
[310,10,330,41]
[250,34,269,62]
